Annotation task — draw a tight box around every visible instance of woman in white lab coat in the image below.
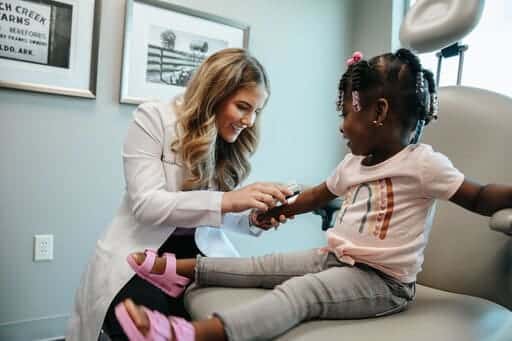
[66,48,291,341]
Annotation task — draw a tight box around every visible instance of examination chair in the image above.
[184,0,512,339]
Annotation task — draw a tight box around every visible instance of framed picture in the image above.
[120,0,249,105]
[0,0,100,98]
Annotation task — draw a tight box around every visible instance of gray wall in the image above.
[0,0,402,339]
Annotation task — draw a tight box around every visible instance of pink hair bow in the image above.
[346,51,363,66]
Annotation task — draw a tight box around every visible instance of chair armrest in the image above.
[489,209,512,236]
[312,198,342,231]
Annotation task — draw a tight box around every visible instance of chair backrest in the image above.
[420,86,512,310]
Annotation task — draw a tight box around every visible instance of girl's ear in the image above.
[375,98,389,125]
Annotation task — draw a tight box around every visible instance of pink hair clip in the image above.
[346,51,363,66]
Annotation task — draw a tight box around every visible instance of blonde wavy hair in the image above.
[171,48,270,191]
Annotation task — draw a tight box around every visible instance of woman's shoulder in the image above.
[132,99,180,134]
[135,100,177,122]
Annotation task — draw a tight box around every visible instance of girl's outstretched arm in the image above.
[449,179,512,216]
[256,182,337,224]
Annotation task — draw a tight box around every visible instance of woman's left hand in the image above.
[250,210,294,230]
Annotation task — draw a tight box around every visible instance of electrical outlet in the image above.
[34,234,53,261]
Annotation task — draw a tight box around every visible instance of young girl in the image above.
[113,49,512,341]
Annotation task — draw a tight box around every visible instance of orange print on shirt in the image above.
[338,178,394,240]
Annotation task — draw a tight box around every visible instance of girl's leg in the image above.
[117,259,413,341]
[132,248,331,289]
[215,263,414,341]
[195,249,331,288]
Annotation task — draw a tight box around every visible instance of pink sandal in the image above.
[127,249,191,297]
[115,303,194,341]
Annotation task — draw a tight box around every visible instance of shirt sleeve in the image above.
[421,147,465,200]
[123,102,223,227]
[326,154,351,196]
[221,211,263,236]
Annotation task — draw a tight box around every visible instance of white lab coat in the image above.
[66,101,261,341]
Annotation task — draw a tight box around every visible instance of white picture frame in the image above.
[120,0,249,105]
[0,0,100,98]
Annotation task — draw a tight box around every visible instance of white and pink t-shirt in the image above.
[325,144,464,283]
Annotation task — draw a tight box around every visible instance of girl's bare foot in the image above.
[130,251,196,279]
[120,298,227,341]
[131,252,166,274]
[123,299,151,336]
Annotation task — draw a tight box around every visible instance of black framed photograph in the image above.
[120,0,249,105]
[0,0,100,98]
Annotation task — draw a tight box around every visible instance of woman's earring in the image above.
[372,120,384,127]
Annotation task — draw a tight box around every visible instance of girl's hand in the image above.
[221,182,293,213]
[250,210,295,231]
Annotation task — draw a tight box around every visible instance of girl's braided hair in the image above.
[337,48,438,143]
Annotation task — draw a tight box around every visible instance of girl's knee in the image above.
[275,274,326,318]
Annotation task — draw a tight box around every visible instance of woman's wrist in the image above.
[221,192,232,214]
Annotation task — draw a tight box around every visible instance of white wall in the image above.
[0,0,361,339]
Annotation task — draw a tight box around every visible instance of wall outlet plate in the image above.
[34,234,54,261]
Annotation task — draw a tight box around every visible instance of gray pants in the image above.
[195,249,415,341]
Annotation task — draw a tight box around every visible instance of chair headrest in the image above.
[399,0,485,53]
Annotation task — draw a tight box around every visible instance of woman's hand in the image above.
[221,182,292,213]
[250,209,294,230]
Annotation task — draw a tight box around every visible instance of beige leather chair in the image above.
[185,1,512,339]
